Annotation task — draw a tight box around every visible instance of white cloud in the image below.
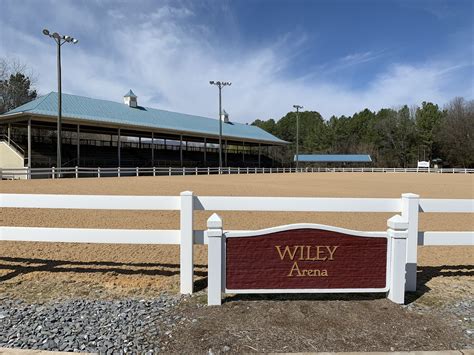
[0,1,472,122]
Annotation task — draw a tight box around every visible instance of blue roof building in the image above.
[0,91,287,168]
[294,154,373,163]
[2,92,286,145]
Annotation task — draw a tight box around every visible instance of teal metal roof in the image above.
[3,92,287,145]
[295,154,373,162]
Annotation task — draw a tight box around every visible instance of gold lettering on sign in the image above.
[275,245,339,261]
[288,261,329,277]
[275,245,339,277]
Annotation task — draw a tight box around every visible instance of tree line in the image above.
[252,99,473,168]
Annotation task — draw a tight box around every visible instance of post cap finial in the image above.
[401,193,420,199]
[387,214,409,230]
[207,213,223,229]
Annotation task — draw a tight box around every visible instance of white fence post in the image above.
[180,191,194,294]
[52,167,55,179]
[118,167,121,177]
[195,167,198,175]
[98,167,101,178]
[387,215,408,304]
[207,213,223,306]
[207,167,210,175]
[169,167,171,176]
[153,167,156,177]
[75,166,78,179]
[136,167,139,176]
[401,193,419,292]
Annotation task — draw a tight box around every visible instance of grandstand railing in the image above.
[1,166,473,180]
[8,133,259,155]
[0,134,25,156]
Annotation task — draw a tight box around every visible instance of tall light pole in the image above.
[42,29,78,175]
[209,81,231,168]
[293,105,303,168]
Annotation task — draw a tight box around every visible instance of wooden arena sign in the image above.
[226,228,388,290]
[207,215,409,306]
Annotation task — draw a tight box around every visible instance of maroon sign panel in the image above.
[226,228,387,290]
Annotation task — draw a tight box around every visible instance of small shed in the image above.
[294,154,372,164]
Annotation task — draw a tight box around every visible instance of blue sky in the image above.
[0,0,472,122]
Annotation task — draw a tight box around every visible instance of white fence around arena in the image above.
[0,192,472,299]
[1,166,473,180]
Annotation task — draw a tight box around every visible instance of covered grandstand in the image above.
[0,91,287,169]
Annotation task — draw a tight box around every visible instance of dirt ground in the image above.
[162,293,470,353]
[0,173,473,352]
[0,173,472,301]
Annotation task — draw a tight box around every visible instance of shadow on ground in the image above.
[0,256,472,299]
[0,256,208,291]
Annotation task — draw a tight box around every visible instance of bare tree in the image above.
[438,97,474,167]
[0,57,38,114]
[0,57,37,84]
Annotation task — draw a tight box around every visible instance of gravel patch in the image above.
[405,298,474,346]
[0,295,185,354]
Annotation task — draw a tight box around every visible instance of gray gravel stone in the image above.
[0,294,183,353]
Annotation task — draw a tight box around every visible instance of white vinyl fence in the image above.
[1,166,473,180]
[0,192,472,302]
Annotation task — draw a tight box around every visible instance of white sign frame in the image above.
[207,216,408,306]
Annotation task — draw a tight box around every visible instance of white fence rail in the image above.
[0,192,472,300]
[1,165,473,180]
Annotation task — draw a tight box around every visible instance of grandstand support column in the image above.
[225,139,228,166]
[7,124,11,144]
[76,125,80,166]
[27,118,31,169]
[151,132,155,166]
[117,128,121,166]
[258,143,261,168]
[242,141,245,162]
[180,135,183,167]
[203,137,207,162]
